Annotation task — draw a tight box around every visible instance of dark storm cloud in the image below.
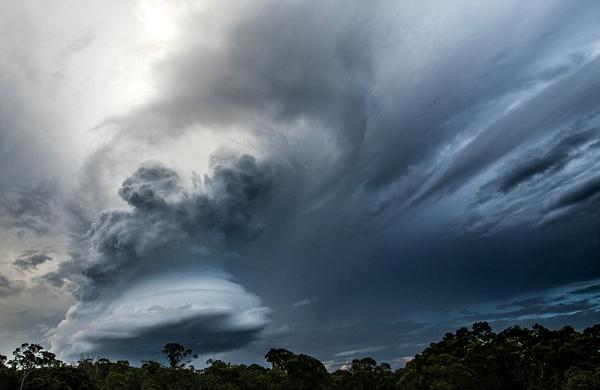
[134,1,600,365]
[49,152,273,359]
[102,154,271,272]
[570,284,600,295]
[79,154,272,301]
[496,297,547,310]
[273,278,600,370]
[465,121,600,232]
[27,0,600,365]
[238,318,430,370]
[418,55,600,203]
[13,250,53,272]
[359,3,600,192]
[94,0,600,235]
[79,308,265,361]
[550,176,600,211]
[448,279,600,329]
[118,163,182,211]
[487,127,600,195]
[464,301,594,324]
[0,275,25,297]
[96,0,378,218]
[110,0,375,143]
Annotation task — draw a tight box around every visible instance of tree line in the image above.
[2,322,600,389]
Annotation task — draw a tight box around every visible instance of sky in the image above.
[1,0,600,369]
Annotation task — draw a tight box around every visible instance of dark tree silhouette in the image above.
[1,323,600,389]
[10,343,60,390]
[266,348,329,389]
[161,343,198,369]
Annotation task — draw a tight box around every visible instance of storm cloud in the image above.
[467,124,600,231]
[49,153,273,359]
[1,0,600,366]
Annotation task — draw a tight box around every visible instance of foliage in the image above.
[398,322,600,390]
[1,323,600,389]
[162,343,198,369]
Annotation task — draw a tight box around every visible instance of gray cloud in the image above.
[0,181,59,236]
[87,0,600,237]
[570,284,600,295]
[447,278,600,330]
[13,250,53,272]
[0,275,25,297]
[92,0,379,224]
[465,122,600,232]
[491,127,600,195]
[416,54,600,203]
[79,154,272,299]
[50,274,270,361]
[108,1,375,145]
[118,163,182,211]
[550,175,600,211]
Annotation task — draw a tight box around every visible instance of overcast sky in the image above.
[1,0,600,369]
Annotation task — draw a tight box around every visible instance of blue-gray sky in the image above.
[1,0,600,369]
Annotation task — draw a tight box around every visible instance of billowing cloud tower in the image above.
[49,153,273,360]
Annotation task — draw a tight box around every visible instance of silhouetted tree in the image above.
[2,322,600,389]
[10,343,60,390]
[265,348,329,389]
[162,343,198,369]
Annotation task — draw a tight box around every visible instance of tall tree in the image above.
[10,343,60,390]
[162,343,197,369]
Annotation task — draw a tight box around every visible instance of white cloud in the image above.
[48,275,269,360]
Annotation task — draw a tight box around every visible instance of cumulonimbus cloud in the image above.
[48,152,273,360]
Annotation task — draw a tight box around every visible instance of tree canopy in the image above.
[2,322,600,389]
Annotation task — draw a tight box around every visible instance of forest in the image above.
[1,322,600,389]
